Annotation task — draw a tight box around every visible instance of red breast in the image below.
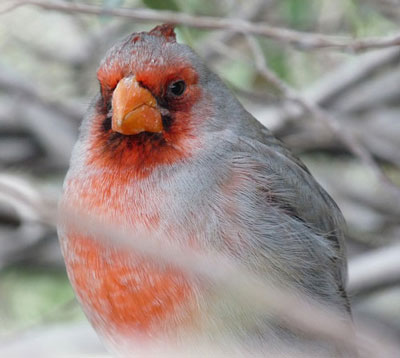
[60,172,199,340]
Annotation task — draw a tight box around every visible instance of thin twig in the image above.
[58,206,399,357]
[0,0,22,15]
[245,36,400,199]
[0,65,83,122]
[198,0,270,59]
[304,47,400,106]
[2,0,400,52]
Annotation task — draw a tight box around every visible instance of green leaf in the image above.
[279,0,318,30]
[142,0,179,11]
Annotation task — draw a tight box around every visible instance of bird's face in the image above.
[85,25,210,175]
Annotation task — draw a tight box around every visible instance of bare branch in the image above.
[0,0,22,15]
[2,174,400,356]
[245,36,400,200]
[2,0,400,52]
[348,245,400,295]
[198,0,272,59]
[56,205,400,357]
[0,65,83,122]
[0,174,55,225]
[305,47,400,107]
[0,174,56,268]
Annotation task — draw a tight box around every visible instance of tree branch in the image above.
[2,173,400,356]
[305,47,400,107]
[245,36,400,200]
[2,0,400,52]
[348,244,400,295]
[0,65,83,122]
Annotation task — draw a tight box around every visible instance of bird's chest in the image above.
[59,171,203,339]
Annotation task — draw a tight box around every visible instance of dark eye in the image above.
[168,80,186,97]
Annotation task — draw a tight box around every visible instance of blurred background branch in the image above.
[1,176,400,356]
[0,0,399,356]
[2,0,400,50]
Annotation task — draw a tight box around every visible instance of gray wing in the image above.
[218,122,350,312]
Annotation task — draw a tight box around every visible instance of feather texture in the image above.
[58,25,350,356]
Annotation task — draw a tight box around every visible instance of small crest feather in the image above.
[148,24,176,42]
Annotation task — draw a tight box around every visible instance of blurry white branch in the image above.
[0,175,48,224]
[305,47,400,107]
[1,177,399,356]
[198,0,271,60]
[0,174,55,267]
[349,244,400,295]
[0,65,83,122]
[0,66,80,166]
[245,36,400,199]
[245,47,400,168]
[2,0,400,52]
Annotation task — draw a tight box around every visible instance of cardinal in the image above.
[58,24,351,355]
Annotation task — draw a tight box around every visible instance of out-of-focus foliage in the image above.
[0,267,81,334]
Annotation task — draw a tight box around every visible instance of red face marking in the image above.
[91,63,201,179]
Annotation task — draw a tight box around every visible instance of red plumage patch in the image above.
[91,62,202,178]
[65,234,196,337]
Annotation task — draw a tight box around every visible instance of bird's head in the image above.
[82,24,235,176]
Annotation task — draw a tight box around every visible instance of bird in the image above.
[58,24,351,356]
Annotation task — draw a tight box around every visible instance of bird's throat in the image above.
[88,113,192,179]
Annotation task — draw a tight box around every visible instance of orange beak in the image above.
[111,76,163,135]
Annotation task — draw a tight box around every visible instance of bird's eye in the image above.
[167,80,186,97]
